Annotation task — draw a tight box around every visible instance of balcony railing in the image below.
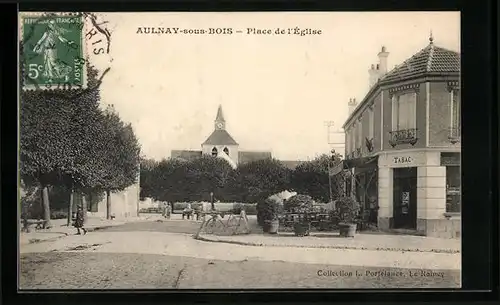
[448,126,461,144]
[388,128,418,147]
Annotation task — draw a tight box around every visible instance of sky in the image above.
[96,12,460,161]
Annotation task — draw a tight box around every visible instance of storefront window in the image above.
[446,165,461,213]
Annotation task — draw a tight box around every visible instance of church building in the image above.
[171,105,274,167]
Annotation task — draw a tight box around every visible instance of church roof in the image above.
[202,130,239,145]
[380,40,460,84]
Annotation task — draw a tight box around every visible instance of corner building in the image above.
[341,36,461,238]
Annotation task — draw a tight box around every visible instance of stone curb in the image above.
[195,235,460,254]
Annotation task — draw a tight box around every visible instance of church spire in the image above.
[214,105,226,130]
[216,105,225,122]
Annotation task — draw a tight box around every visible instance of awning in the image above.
[329,156,378,177]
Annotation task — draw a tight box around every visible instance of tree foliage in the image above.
[98,106,141,192]
[291,153,343,202]
[139,157,159,200]
[233,159,291,203]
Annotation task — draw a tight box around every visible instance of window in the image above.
[351,123,357,149]
[223,147,229,155]
[368,108,374,139]
[211,147,218,157]
[450,89,460,129]
[392,92,417,131]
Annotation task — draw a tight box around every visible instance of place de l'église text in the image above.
[136,27,322,36]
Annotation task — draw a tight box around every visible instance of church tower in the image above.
[201,105,239,166]
[214,105,226,130]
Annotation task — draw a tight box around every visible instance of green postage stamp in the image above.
[20,13,87,90]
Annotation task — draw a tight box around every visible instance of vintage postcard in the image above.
[19,11,461,289]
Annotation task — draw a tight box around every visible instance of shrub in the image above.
[284,194,314,213]
[191,202,203,211]
[213,202,234,212]
[173,202,189,210]
[257,196,284,226]
[335,197,361,224]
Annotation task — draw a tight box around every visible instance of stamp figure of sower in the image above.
[21,14,86,89]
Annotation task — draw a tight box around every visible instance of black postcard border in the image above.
[2,0,498,304]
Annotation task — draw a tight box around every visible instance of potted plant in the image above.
[335,196,361,238]
[264,199,281,234]
[293,219,311,237]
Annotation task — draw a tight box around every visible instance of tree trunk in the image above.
[67,189,74,226]
[41,185,52,229]
[82,194,88,224]
[106,190,111,220]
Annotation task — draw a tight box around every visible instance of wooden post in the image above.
[106,190,111,219]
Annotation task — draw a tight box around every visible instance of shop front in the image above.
[377,150,460,238]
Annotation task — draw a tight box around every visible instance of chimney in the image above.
[368,64,378,88]
[378,46,389,75]
[348,98,357,116]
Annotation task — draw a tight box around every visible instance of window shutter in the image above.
[368,109,374,138]
[391,96,398,131]
[452,90,460,128]
[409,93,417,129]
[358,121,362,147]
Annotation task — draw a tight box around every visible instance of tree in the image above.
[290,153,343,202]
[233,159,291,203]
[149,158,189,203]
[139,157,159,200]
[98,106,141,219]
[20,87,76,228]
[20,65,114,227]
[184,155,235,201]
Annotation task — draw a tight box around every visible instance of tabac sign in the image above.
[379,151,426,168]
[393,156,413,164]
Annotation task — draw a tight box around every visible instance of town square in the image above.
[19,11,461,289]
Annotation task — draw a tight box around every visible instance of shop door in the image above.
[392,167,417,229]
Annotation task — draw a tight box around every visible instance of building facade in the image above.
[340,36,461,238]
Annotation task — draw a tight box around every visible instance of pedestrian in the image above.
[194,204,202,221]
[161,202,167,218]
[165,203,171,219]
[74,204,87,235]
